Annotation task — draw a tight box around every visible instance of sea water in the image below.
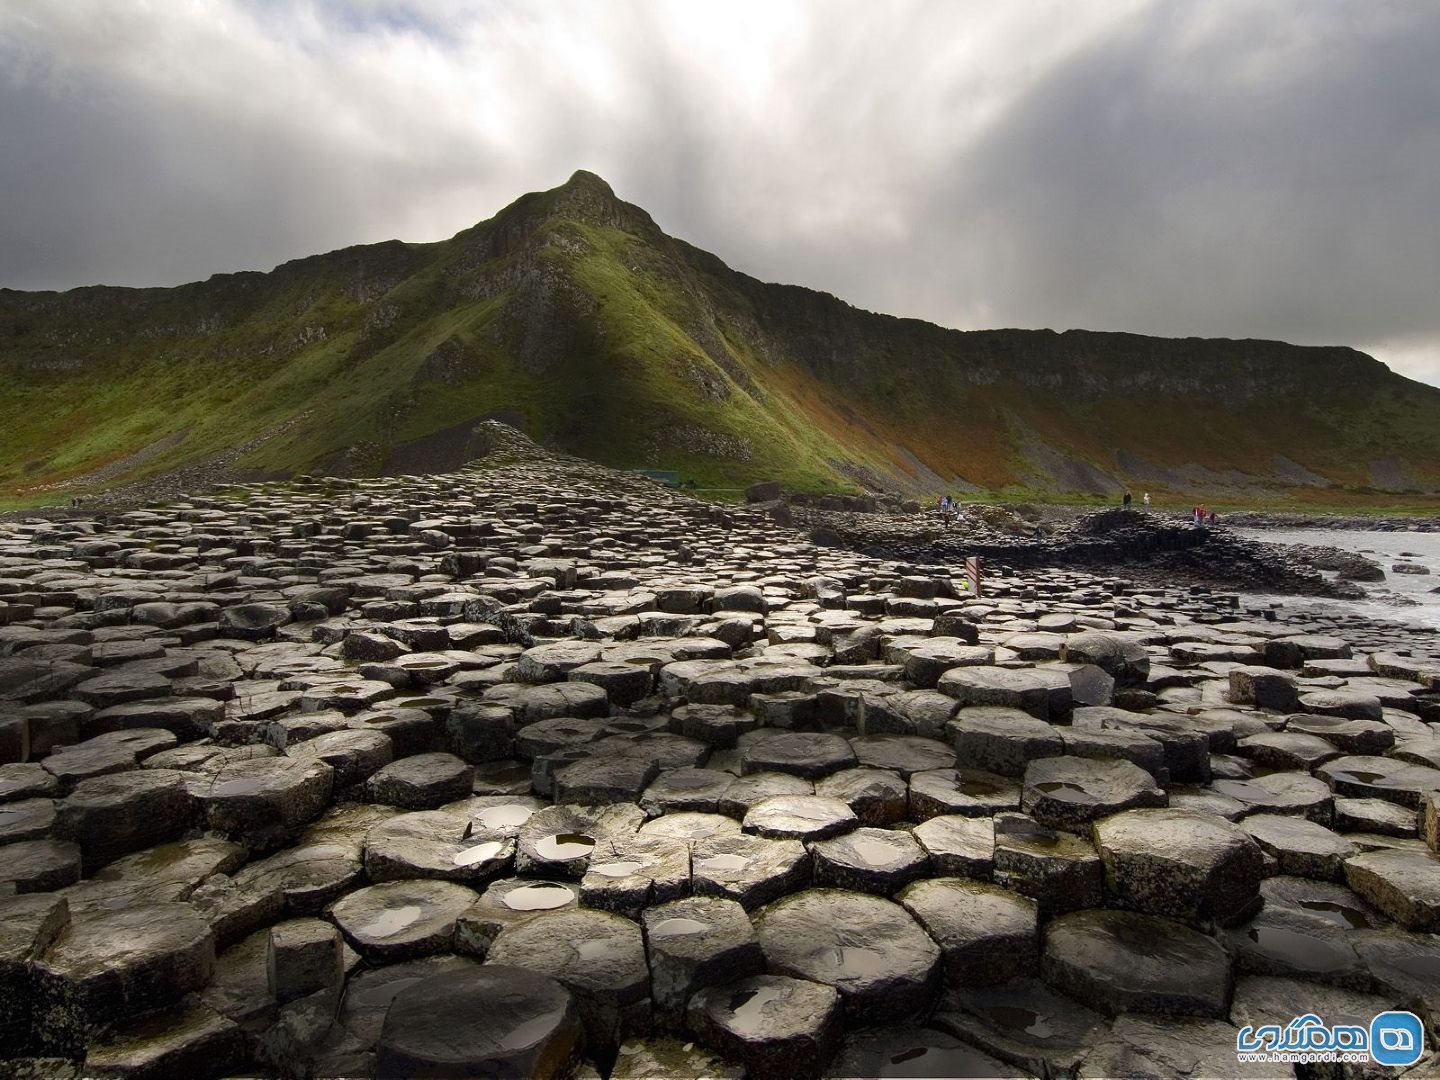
[1234,527,1440,630]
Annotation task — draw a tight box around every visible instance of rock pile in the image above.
[794,504,1375,599]
[2,430,1439,1077]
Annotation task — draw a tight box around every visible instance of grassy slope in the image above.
[3,171,1440,509]
[670,244,1440,502]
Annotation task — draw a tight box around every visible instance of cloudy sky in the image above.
[3,0,1439,384]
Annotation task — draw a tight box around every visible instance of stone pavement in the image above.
[1,428,1438,1078]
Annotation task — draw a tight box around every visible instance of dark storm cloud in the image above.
[1,1,1437,382]
[936,2,1440,350]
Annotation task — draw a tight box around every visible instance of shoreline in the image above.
[793,504,1378,601]
[1219,510,1440,533]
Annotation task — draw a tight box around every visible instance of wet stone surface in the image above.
[642,895,763,1017]
[2,432,1439,1075]
[327,879,476,962]
[363,809,514,884]
[1092,806,1264,926]
[1042,908,1234,1018]
[809,825,929,894]
[376,965,582,1079]
[486,907,650,1053]
[32,902,216,1055]
[755,889,941,1021]
[931,976,1107,1078]
[742,794,857,841]
[1343,847,1440,931]
[1020,755,1166,830]
[687,973,841,1080]
[900,877,1039,987]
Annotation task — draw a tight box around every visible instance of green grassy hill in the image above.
[4,170,1440,508]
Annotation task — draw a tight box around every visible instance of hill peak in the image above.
[2,169,1438,506]
[532,167,654,235]
[562,169,616,197]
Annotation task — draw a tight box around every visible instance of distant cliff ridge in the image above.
[3,169,1438,503]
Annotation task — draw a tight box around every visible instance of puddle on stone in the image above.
[984,1006,1054,1040]
[453,841,507,868]
[956,773,1007,796]
[649,917,708,938]
[1297,899,1373,929]
[1336,770,1386,785]
[480,765,533,785]
[832,945,890,977]
[534,833,595,861]
[886,1046,993,1077]
[588,860,646,878]
[477,804,535,830]
[502,883,575,912]
[397,698,445,708]
[121,846,197,874]
[1245,925,1341,968]
[577,939,614,961]
[1033,781,1089,800]
[695,853,750,874]
[728,986,782,1033]
[361,904,424,938]
[498,1010,564,1052]
[849,837,901,866]
[995,819,1059,849]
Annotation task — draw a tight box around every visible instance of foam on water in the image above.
[1237,527,1440,630]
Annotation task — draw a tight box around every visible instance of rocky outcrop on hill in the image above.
[2,429,1439,1077]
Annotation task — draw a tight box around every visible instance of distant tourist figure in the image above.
[1122,491,1132,509]
[1143,492,1150,508]
[1208,509,1218,526]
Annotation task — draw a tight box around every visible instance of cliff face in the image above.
[3,169,1438,503]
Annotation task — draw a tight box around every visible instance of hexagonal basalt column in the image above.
[55,769,194,871]
[33,904,216,1055]
[1041,909,1233,1018]
[377,966,582,1079]
[1092,807,1264,926]
[755,889,940,1022]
